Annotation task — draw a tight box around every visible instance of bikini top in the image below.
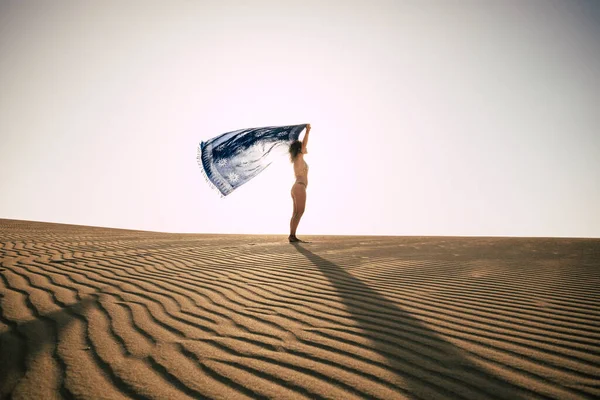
[295,160,308,177]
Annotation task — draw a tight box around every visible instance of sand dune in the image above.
[1,219,599,399]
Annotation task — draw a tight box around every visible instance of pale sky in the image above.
[1,0,599,237]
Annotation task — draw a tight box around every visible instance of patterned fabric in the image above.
[197,124,307,196]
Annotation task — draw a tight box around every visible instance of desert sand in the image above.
[0,218,599,399]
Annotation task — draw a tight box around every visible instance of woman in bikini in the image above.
[288,123,311,243]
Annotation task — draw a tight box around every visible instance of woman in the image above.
[288,123,311,243]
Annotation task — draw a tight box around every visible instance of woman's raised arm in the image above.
[302,124,311,154]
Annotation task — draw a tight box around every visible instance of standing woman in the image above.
[288,124,311,242]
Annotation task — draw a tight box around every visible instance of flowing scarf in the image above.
[197,124,307,196]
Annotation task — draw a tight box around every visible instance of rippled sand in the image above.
[1,219,599,399]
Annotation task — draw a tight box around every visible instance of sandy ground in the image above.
[0,219,599,399]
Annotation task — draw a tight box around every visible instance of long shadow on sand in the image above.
[292,243,527,400]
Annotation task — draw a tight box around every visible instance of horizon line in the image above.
[1,218,599,240]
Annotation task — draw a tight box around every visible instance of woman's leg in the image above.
[289,183,306,241]
[290,189,298,236]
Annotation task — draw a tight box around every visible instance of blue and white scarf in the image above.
[197,124,307,196]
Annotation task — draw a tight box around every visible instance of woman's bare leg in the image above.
[289,183,306,242]
[290,190,298,236]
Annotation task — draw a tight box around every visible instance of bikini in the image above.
[294,161,308,187]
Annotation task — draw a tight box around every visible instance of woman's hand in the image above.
[306,123,311,132]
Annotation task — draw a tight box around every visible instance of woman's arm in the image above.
[302,123,311,154]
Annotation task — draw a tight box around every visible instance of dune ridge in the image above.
[1,219,599,399]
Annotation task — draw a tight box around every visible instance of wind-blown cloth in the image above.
[197,124,307,196]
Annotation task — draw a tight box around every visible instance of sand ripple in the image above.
[1,219,599,399]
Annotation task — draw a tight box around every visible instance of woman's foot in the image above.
[288,235,308,243]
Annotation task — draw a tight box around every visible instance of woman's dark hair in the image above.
[289,140,302,162]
